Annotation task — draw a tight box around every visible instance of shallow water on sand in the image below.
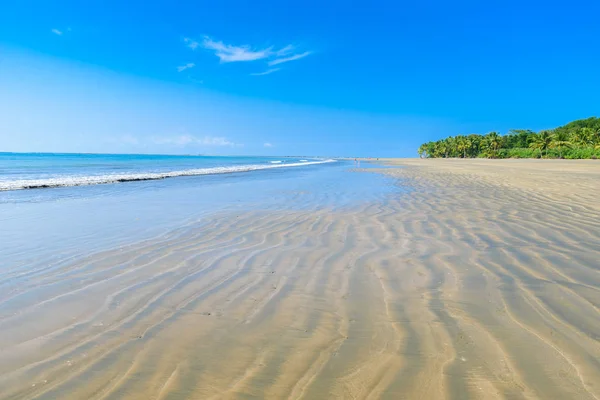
[1,160,600,399]
[0,161,395,270]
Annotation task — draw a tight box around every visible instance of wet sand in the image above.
[1,159,600,399]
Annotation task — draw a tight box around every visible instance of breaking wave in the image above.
[0,159,337,191]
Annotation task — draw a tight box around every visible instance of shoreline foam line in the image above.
[0,159,337,191]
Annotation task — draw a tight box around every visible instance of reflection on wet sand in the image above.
[1,159,599,399]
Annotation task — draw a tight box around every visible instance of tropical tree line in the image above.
[418,117,600,159]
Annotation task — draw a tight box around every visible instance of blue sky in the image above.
[1,0,599,157]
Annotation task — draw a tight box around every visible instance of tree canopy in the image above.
[418,117,600,159]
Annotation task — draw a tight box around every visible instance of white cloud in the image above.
[185,36,312,67]
[276,45,295,56]
[200,36,273,63]
[268,51,312,66]
[250,68,280,76]
[200,136,238,146]
[152,135,240,147]
[177,62,195,72]
[184,37,200,49]
[264,142,273,148]
[51,29,63,36]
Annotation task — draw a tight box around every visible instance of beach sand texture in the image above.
[1,159,599,399]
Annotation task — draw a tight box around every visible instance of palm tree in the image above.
[550,131,571,158]
[445,137,455,158]
[593,127,600,147]
[418,143,434,158]
[456,136,467,158]
[426,142,436,158]
[468,134,481,156]
[434,141,447,158]
[484,132,501,158]
[530,130,553,157]
[529,134,541,157]
[463,137,473,158]
[571,127,595,147]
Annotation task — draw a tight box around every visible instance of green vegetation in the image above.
[418,117,600,159]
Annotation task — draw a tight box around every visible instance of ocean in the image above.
[0,153,395,269]
[0,153,334,192]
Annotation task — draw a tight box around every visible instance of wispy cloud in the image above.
[276,45,294,56]
[184,36,312,68]
[250,68,280,76]
[51,29,63,36]
[152,135,241,147]
[184,37,200,50]
[177,62,195,72]
[200,36,273,63]
[264,142,273,148]
[268,51,312,66]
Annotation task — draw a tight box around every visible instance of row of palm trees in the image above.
[418,118,600,159]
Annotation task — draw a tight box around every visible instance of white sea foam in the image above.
[270,160,283,164]
[0,159,337,191]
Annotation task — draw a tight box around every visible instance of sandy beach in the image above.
[1,159,599,399]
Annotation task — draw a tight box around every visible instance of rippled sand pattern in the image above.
[1,160,599,399]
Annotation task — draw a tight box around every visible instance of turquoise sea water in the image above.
[0,153,397,269]
[0,153,333,191]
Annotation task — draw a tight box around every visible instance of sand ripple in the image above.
[1,159,599,399]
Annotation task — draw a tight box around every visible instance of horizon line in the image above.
[0,151,352,158]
